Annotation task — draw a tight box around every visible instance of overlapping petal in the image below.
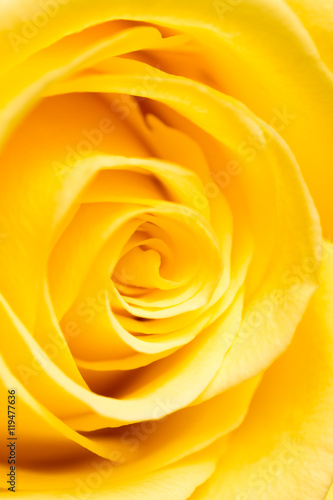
[0,0,331,498]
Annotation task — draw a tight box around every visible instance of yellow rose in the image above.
[0,0,332,498]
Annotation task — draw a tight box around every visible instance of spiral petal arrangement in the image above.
[0,1,333,498]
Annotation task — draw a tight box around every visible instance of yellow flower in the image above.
[0,0,332,498]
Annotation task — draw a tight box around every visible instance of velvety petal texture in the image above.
[0,0,332,498]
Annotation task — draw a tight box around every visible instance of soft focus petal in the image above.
[190,242,333,500]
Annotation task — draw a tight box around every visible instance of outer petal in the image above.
[285,0,333,71]
[2,457,216,500]
[326,483,333,499]
[190,242,333,500]
[1,0,332,234]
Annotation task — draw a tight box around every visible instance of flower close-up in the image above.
[0,0,333,498]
